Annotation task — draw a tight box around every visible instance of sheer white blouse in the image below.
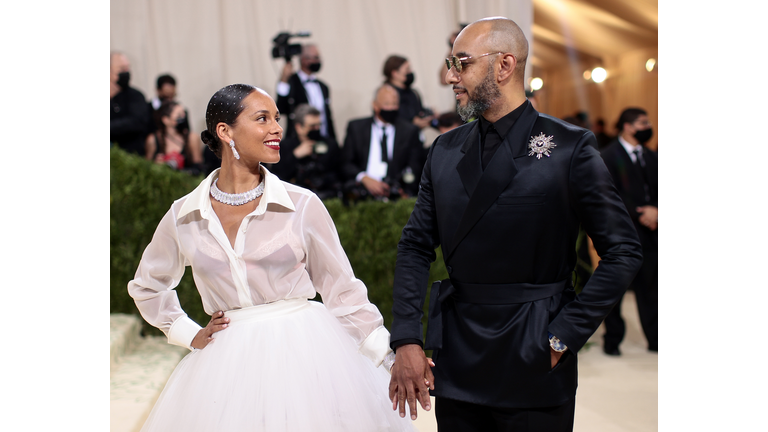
[127,167,392,366]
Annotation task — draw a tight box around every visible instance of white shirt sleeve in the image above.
[127,206,202,350]
[301,194,393,366]
[355,172,368,183]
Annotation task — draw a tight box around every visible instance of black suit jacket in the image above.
[600,139,658,256]
[110,86,150,156]
[341,117,423,196]
[390,102,643,408]
[276,73,336,140]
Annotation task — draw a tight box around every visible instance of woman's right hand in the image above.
[190,311,229,349]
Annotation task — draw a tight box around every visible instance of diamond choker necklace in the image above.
[210,177,264,206]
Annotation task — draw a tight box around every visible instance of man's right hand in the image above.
[388,344,435,420]
[280,62,294,84]
[361,176,390,197]
[636,205,658,231]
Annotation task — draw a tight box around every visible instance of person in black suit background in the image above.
[268,104,343,200]
[388,17,642,431]
[382,54,435,130]
[110,51,150,156]
[599,107,658,356]
[592,118,615,149]
[341,85,423,200]
[276,44,336,140]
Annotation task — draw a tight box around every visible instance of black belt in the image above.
[424,279,568,350]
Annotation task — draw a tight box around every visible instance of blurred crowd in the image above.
[110,37,464,203]
[110,28,653,210]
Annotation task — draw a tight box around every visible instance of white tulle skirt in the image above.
[140,299,414,432]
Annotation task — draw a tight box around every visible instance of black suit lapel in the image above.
[358,118,373,168]
[391,120,414,177]
[455,121,482,197]
[447,104,539,262]
[292,74,309,104]
[391,121,404,168]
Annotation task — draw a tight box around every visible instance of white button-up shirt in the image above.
[618,135,643,164]
[127,167,391,365]
[356,116,395,183]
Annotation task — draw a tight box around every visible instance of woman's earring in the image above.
[229,139,240,160]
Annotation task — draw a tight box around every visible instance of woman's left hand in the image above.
[190,311,229,349]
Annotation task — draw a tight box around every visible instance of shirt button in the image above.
[447,266,453,274]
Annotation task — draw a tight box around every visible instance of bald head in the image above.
[374,84,398,106]
[110,51,130,91]
[110,52,130,74]
[373,84,399,123]
[458,17,528,82]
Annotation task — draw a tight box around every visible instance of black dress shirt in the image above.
[478,100,529,170]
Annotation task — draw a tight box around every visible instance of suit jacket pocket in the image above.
[496,193,546,206]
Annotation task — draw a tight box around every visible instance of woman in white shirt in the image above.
[128,84,415,431]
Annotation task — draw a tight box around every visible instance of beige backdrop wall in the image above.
[110,0,533,146]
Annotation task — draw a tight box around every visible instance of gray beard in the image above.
[456,64,502,122]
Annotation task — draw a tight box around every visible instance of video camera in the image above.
[271,31,311,61]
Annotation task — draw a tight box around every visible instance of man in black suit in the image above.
[388,18,643,431]
[276,44,336,140]
[592,118,615,150]
[268,104,343,200]
[599,107,658,355]
[110,51,150,156]
[341,85,423,199]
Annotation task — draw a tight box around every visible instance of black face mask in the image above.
[175,117,189,134]
[307,129,323,141]
[308,62,322,73]
[404,72,415,87]
[378,109,399,124]
[633,128,653,144]
[117,71,131,90]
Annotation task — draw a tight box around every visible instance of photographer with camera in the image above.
[382,55,435,131]
[267,104,343,200]
[275,42,337,140]
[341,85,422,202]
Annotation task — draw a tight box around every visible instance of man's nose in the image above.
[446,68,459,84]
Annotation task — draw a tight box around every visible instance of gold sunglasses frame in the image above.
[445,52,504,73]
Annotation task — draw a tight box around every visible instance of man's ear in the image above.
[497,53,517,82]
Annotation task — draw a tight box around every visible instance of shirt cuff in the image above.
[276,81,290,97]
[167,316,203,350]
[358,326,392,367]
[355,172,368,183]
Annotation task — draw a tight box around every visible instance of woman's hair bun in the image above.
[200,130,221,158]
[200,130,215,146]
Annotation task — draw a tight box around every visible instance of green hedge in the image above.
[110,147,445,337]
[111,147,205,335]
